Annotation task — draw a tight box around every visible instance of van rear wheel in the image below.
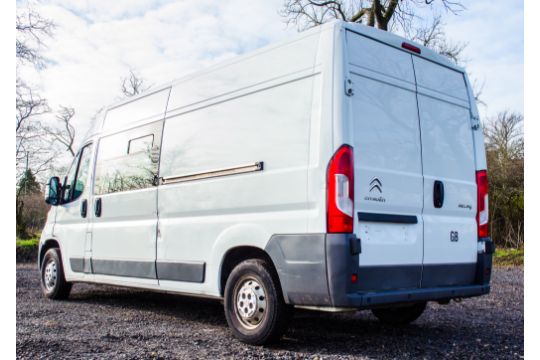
[371,302,426,325]
[40,248,72,300]
[224,259,290,345]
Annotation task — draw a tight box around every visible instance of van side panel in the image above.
[306,26,335,233]
[165,33,321,118]
[157,74,318,295]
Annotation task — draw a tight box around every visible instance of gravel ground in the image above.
[16,264,523,359]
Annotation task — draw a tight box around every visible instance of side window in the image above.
[128,134,154,154]
[94,121,163,195]
[63,144,93,203]
[62,153,81,202]
[73,145,93,199]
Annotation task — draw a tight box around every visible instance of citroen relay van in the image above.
[39,20,493,344]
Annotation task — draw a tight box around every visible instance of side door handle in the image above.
[94,198,102,217]
[433,180,445,208]
[80,199,88,218]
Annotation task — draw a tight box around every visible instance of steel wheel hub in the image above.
[44,260,58,290]
[235,278,267,328]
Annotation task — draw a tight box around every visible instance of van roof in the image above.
[88,20,465,139]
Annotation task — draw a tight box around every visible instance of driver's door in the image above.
[53,143,94,278]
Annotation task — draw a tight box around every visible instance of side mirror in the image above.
[45,176,62,206]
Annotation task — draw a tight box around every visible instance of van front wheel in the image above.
[371,302,427,325]
[40,248,72,300]
[224,259,290,345]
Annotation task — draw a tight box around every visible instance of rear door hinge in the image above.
[471,114,481,131]
[345,77,354,97]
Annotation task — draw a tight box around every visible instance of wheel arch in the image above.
[38,238,61,269]
[219,246,280,297]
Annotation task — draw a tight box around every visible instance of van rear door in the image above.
[346,31,424,292]
[413,57,478,287]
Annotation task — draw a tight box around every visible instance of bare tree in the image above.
[280,0,467,64]
[16,6,55,68]
[44,106,77,156]
[484,111,524,161]
[15,4,60,238]
[280,0,463,32]
[483,111,524,248]
[16,4,58,182]
[16,80,51,178]
[406,15,466,63]
[471,78,486,106]
[16,80,48,134]
[121,69,151,97]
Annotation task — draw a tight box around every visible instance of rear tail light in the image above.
[476,170,489,238]
[327,145,354,233]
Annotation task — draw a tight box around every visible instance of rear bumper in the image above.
[265,233,493,309]
[344,284,490,308]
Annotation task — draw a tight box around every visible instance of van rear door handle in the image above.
[433,180,444,208]
[94,198,102,217]
[80,199,88,218]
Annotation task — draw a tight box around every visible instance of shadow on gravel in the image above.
[65,284,509,358]
[278,312,480,357]
[68,286,228,328]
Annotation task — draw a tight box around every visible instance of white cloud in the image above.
[26,0,293,150]
[443,1,524,120]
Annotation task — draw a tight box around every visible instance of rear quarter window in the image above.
[94,121,162,195]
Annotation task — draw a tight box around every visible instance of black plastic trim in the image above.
[355,265,422,292]
[481,237,496,254]
[357,212,418,224]
[156,261,205,283]
[70,258,84,273]
[266,233,492,308]
[78,258,206,283]
[265,234,330,305]
[91,259,156,279]
[476,238,494,285]
[347,284,490,308]
[421,263,476,287]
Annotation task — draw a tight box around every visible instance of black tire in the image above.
[372,302,427,325]
[40,248,72,300]
[224,259,291,345]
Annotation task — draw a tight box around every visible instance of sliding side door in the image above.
[90,121,163,281]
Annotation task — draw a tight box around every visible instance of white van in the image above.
[39,20,494,344]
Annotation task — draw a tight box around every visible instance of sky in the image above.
[18,0,524,150]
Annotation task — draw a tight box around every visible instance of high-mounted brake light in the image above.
[327,145,354,233]
[476,170,489,238]
[401,42,421,54]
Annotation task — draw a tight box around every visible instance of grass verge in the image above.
[16,237,40,248]
[493,248,524,266]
